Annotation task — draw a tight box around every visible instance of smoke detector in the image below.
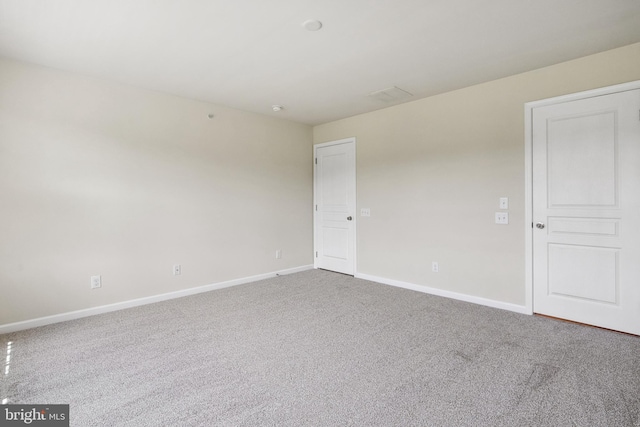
[302,20,323,31]
[272,105,284,112]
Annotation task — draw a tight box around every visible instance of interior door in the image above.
[532,89,640,335]
[314,138,356,275]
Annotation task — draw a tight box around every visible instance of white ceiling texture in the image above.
[1,0,640,125]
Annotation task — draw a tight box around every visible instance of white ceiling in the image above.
[1,0,640,125]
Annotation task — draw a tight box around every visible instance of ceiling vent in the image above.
[368,86,413,103]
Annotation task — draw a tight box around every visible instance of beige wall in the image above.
[0,59,313,325]
[314,42,640,306]
[2,42,639,327]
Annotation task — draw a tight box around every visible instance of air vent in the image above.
[368,86,413,103]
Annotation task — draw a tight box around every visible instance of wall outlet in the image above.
[495,212,509,225]
[90,275,102,289]
[432,262,439,273]
[499,197,509,209]
[173,264,181,276]
[361,208,371,217]
[275,249,282,259]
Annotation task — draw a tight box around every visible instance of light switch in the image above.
[495,212,509,225]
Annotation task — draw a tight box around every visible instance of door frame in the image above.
[313,137,357,274]
[524,79,640,315]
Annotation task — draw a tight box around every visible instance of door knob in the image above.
[347,216,353,221]
[536,222,545,229]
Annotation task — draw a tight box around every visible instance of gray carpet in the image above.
[1,269,639,426]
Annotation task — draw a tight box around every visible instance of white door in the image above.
[314,138,356,275]
[532,88,640,335]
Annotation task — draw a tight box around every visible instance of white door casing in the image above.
[314,138,356,275]
[527,85,640,335]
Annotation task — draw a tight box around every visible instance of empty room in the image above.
[1,1,640,426]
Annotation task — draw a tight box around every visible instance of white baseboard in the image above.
[355,272,531,315]
[0,265,314,335]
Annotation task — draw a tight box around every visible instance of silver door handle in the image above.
[347,216,353,221]
[536,222,545,229]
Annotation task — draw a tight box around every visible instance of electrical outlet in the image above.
[432,262,439,273]
[361,208,371,217]
[90,275,101,289]
[495,212,509,225]
[173,264,181,276]
[275,249,282,259]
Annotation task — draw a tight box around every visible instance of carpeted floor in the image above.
[1,269,639,426]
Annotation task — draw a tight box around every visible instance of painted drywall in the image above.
[314,42,640,306]
[0,58,313,325]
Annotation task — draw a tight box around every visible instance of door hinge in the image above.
[531,222,534,228]
[315,158,317,164]
[315,251,318,258]
[315,204,317,211]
